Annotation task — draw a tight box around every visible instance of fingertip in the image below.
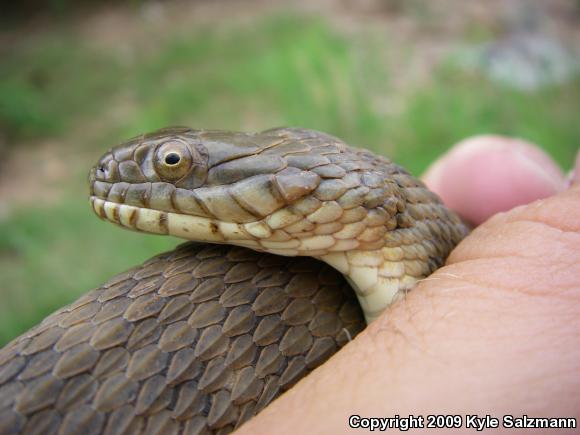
[422,135,566,225]
[571,149,580,186]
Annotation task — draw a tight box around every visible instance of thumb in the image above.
[422,135,567,225]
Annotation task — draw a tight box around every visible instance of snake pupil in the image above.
[165,152,181,165]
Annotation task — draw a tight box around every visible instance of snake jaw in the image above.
[90,197,355,255]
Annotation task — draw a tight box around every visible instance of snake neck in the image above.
[321,249,423,323]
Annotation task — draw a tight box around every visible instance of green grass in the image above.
[386,69,580,173]
[0,198,177,345]
[0,14,578,345]
[0,37,121,142]
[115,16,390,144]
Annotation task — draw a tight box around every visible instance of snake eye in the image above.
[154,140,193,181]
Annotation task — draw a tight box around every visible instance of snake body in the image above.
[0,243,364,434]
[0,127,468,434]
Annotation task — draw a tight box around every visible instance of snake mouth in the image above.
[89,178,218,221]
[89,196,365,259]
[90,196,325,258]
[90,196,265,247]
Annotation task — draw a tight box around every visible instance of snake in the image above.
[0,127,468,434]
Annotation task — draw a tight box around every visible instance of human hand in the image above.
[236,136,580,434]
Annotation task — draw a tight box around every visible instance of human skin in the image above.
[236,137,580,434]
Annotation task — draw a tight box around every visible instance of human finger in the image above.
[422,135,566,225]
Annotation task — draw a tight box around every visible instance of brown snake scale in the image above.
[0,127,468,434]
[0,243,364,435]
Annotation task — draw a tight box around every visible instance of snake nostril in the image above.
[96,165,107,177]
[94,165,109,182]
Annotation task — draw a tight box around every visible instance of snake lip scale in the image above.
[0,126,468,435]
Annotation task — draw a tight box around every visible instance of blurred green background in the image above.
[0,0,579,346]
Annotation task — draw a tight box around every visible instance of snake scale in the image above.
[0,127,468,434]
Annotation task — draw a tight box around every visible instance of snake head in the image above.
[89,126,359,232]
[88,126,438,251]
[89,127,335,242]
